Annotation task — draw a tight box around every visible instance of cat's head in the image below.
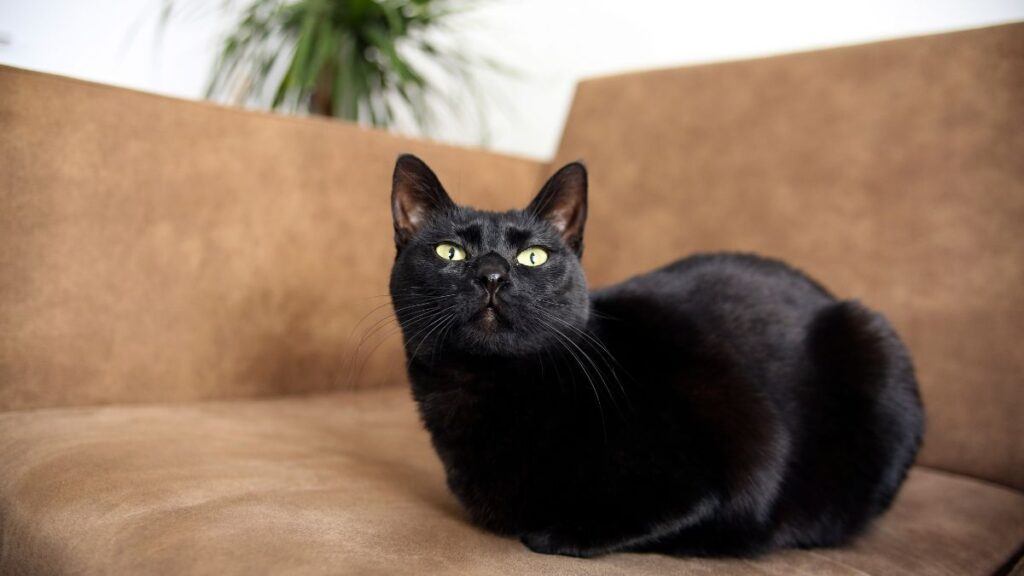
[388,154,589,358]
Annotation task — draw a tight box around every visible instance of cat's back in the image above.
[589,253,922,554]
[590,252,838,398]
[592,252,835,328]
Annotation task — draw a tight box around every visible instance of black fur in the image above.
[388,154,924,558]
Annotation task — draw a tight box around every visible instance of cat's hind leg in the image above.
[772,300,924,548]
[520,500,716,558]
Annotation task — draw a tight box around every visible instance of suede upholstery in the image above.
[0,65,545,411]
[1,387,1023,576]
[552,23,1024,491]
[1,22,1023,576]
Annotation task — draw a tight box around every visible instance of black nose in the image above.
[475,252,509,295]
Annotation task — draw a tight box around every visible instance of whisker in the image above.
[349,323,407,387]
[533,299,633,381]
[533,307,634,410]
[407,307,459,364]
[527,299,635,422]
[349,299,442,349]
[534,316,608,440]
[347,306,452,388]
[538,296,620,322]
[341,295,456,388]
[535,314,623,417]
[431,314,459,367]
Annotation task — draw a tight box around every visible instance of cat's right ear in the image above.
[391,154,455,251]
[527,161,588,257]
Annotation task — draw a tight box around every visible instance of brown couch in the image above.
[1,23,1022,575]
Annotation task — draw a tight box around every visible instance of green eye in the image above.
[516,247,548,267]
[435,243,467,261]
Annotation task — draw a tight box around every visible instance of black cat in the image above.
[388,154,924,558]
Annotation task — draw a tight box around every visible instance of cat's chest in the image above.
[416,372,573,443]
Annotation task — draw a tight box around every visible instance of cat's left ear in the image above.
[391,154,456,251]
[527,161,588,256]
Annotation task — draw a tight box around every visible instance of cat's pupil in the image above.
[530,252,536,264]
[448,247,454,260]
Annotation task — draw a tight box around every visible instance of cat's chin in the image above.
[454,319,546,357]
[478,306,500,329]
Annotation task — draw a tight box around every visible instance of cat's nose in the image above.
[475,253,510,295]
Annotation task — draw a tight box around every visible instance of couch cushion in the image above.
[0,65,545,412]
[551,23,1024,490]
[1,387,1022,576]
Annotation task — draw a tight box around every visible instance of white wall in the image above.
[2,0,1022,159]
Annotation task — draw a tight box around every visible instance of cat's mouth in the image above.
[474,303,505,330]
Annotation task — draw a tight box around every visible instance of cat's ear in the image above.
[391,154,455,250]
[527,161,588,256]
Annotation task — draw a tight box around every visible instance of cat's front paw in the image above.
[520,528,602,558]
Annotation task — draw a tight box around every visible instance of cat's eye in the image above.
[516,247,548,267]
[435,243,467,262]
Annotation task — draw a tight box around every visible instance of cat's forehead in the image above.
[432,208,553,247]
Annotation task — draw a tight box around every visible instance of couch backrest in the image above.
[551,24,1024,490]
[0,66,544,411]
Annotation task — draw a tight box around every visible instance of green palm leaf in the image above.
[163,0,503,137]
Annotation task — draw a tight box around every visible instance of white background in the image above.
[2,0,1022,159]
